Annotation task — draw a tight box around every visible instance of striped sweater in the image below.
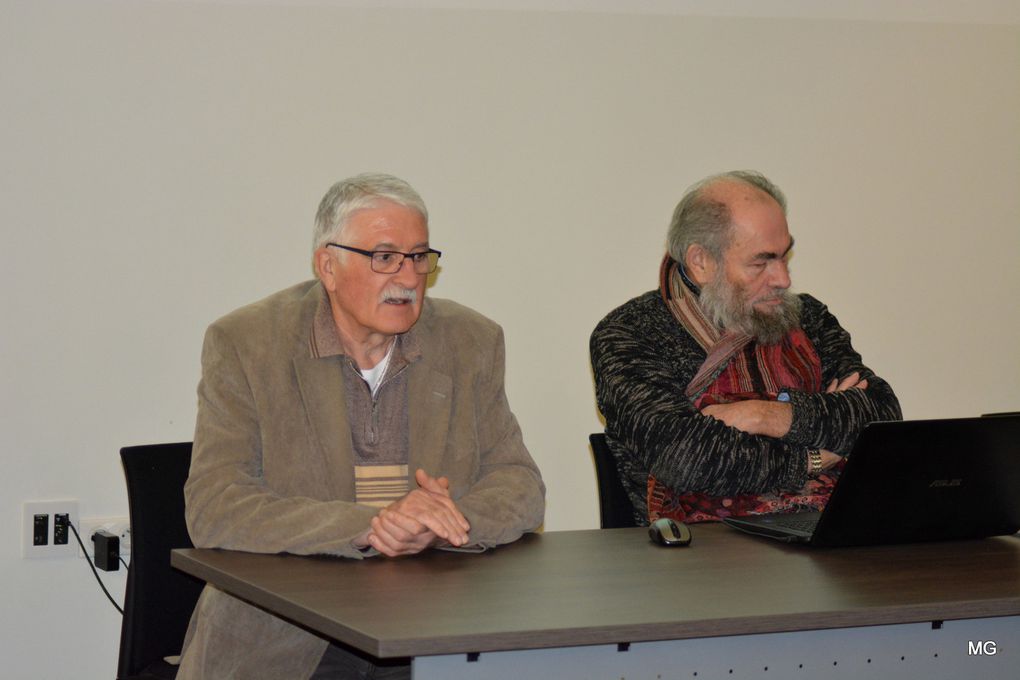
[590,290,902,526]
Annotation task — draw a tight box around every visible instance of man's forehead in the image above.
[345,203,429,246]
[725,202,791,258]
[727,219,791,249]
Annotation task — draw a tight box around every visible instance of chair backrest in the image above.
[589,433,638,528]
[117,442,204,679]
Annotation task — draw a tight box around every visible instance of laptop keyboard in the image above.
[762,513,821,534]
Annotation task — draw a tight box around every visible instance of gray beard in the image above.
[698,275,802,346]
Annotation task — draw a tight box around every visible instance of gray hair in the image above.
[312,173,428,253]
[666,170,787,262]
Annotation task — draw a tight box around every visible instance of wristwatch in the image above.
[808,448,823,475]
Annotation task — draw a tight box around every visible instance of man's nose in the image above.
[393,256,422,286]
[771,261,791,289]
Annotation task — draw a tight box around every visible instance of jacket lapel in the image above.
[408,360,453,484]
[293,354,356,502]
[407,304,453,485]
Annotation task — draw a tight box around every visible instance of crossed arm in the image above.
[702,372,869,471]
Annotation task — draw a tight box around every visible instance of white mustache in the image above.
[380,286,418,304]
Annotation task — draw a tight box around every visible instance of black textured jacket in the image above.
[590,290,902,525]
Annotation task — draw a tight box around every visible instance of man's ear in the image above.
[684,244,717,286]
[314,248,336,290]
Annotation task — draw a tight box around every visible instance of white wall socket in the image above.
[22,500,80,558]
[79,516,132,559]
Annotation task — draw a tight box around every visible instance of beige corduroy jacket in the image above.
[176,281,545,679]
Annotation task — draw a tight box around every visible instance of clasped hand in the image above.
[355,469,471,557]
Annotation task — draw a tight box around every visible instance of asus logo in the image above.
[929,478,963,488]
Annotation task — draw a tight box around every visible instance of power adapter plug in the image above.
[92,530,120,571]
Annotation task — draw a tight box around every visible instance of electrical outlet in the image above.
[54,513,70,545]
[22,500,79,558]
[79,517,131,559]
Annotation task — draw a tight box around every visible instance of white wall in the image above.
[2,1,1018,677]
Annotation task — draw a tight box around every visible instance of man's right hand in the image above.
[826,371,868,393]
[356,469,471,557]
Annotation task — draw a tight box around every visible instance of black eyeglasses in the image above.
[327,243,442,274]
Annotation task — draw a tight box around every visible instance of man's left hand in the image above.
[701,400,792,438]
[365,508,441,557]
[360,469,471,557]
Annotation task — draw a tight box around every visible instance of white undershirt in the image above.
[359,339,395,397]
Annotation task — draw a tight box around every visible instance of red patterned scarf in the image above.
[648,256,839,523]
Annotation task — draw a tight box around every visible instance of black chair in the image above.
[118,443,205,680]
[589,433,638,528]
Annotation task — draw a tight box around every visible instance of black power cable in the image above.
[68,521,124,615]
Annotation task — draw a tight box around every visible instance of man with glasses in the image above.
[590,170,900,527]
[179,173,545,679]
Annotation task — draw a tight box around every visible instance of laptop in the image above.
[722,415,1020,547]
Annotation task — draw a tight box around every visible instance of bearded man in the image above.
[590,171,900,526]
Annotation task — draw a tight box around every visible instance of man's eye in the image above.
[411,252,428,263]
[374,252,397,263]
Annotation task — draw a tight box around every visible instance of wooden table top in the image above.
[172,525,1020,658]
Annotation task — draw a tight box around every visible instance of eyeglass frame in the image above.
[326,243,442,274]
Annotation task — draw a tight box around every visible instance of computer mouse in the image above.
[648,518,692,547]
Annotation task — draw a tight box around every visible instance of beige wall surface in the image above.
[2,1,1018,677]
